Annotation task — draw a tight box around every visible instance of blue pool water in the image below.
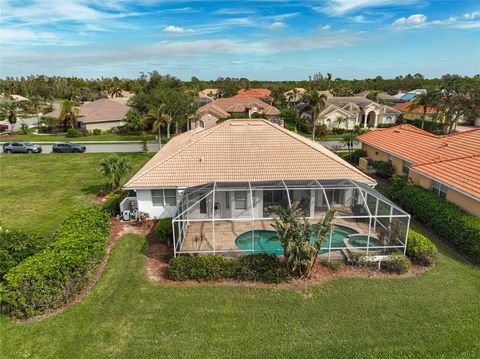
[235,225,367,254]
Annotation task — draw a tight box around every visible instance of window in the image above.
[199,197,207,213]
[234,191,247,210]
[151,189,176,207]
[387,155,393,166]
[326,119,331,127]
[432,181,447,199]
[402,161,411,175]
[197,120,205,128]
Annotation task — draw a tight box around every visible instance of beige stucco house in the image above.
[358,125,480,216]
[192,97,282,129]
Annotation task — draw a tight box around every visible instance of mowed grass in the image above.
[0,153,152,234]
[1,227,479,359]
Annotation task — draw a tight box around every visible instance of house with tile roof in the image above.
[300,96,401,130]
[392,100,439,121]
[43,98,130,131]
[198,88,220,105]
[124,119,411,257]
[192,97,282,129]
[234,88,273,104]
[358,125,480,216]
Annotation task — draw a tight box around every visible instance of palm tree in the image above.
[409,90,440,129]
[110,86,123,98]
[59,100,78,129]
[184,89,199,131]
[333,116,344,129]
[29,95,43,122]
[300,89,327,140]
[146,104,172,147]
[366,91,380,102]
[99,154,132,192]
[340,132,359,159]
[0,98,20,133]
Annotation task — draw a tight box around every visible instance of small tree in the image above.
[341,132,358,159]
[59,100,78,129]
[140,131,149,153]
[99,155,132,192]
[0,98,20,133]
[272,203,335,278]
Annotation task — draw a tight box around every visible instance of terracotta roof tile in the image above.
[125,119,375,189]
[393,101,438,113]
[358,125,480,199]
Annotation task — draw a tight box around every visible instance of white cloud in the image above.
[164,25,195,34]
[351,15,370,23]
[391,14,427,29]
[463,11,480,20]
[269,21,286,29]
[321,25,331,30]
[313,0,419,16]
[215,8,255,15]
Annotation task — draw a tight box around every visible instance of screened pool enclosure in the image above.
[172,179,410,260]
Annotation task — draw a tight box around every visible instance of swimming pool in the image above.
[235,225,367,254]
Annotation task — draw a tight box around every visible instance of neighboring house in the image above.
[302,96,400,130]
[0,93,29,102]
[234,88,273,104]
[124,119,409,257]
[392,100,439,121]
[43,99,129,131]
[358,125,480,216]
[192,97,282,129]
[198,88,220,105]
[356,91,403,104]
[396,89,427,102]
[107,90,135,105]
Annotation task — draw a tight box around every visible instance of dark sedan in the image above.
[52,142,86,153]
[3,142,42,154]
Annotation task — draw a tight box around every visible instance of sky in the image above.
[1,0,479,80]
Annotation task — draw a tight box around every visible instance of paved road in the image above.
[318,140,361,150]
[2,143,160,154]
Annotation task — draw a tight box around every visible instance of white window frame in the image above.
[432,181,447,199]
[152,189,177,207]
[234,191,247,210]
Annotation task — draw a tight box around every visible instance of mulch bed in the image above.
[144,235,430,290]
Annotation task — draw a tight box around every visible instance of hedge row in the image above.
[389,180,480,262]
[155,218,173,245]
[0,208,110,318]
[0,227,45,281]
[169,254,290,283]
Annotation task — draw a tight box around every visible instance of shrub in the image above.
[0,208,110,318]
[389,183,480,263]
[323,261,342,271]
[155,218,173,245]
[406,230,437,266]
[0,227,45,280]
[382,253,410,274]
[102,193,124,215]
[372,160,395,178]
[169,254,290,284]
[168,256,230,281]
[349,149,366,165]
[92,129,102,135]
[19,123,29,135]
[66,128,80,137]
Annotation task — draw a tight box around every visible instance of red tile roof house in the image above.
[123,119,410,258]
[234,88,273,104]
[44,99,130,132]
[358,125,480,216]
[392,100,439,121]
[191,97,282,129]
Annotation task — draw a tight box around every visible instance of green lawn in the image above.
[1,225,479,358]
[0,153,152,234]
[1,127,160,143]
[1,154,479,358]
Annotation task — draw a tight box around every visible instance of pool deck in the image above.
[179,218,375,257]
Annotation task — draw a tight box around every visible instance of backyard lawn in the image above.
[0,153,152,234]
[0,154,479,358]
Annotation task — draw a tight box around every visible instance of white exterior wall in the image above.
[136,189,179,219]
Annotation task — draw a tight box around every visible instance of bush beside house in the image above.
[389,177,480,263]
[155,218,173,245]
[0,208,110,318]
[169,254,290,284]
[406,230,438,266]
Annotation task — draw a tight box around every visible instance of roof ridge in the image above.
[412,153,480,168]
[439,128,480,138]
[126,122,231,186]
[260,121,375,183]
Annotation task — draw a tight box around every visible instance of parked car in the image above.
[3,142,42,154]
[0,123,9,132]
[52,142,86,153]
